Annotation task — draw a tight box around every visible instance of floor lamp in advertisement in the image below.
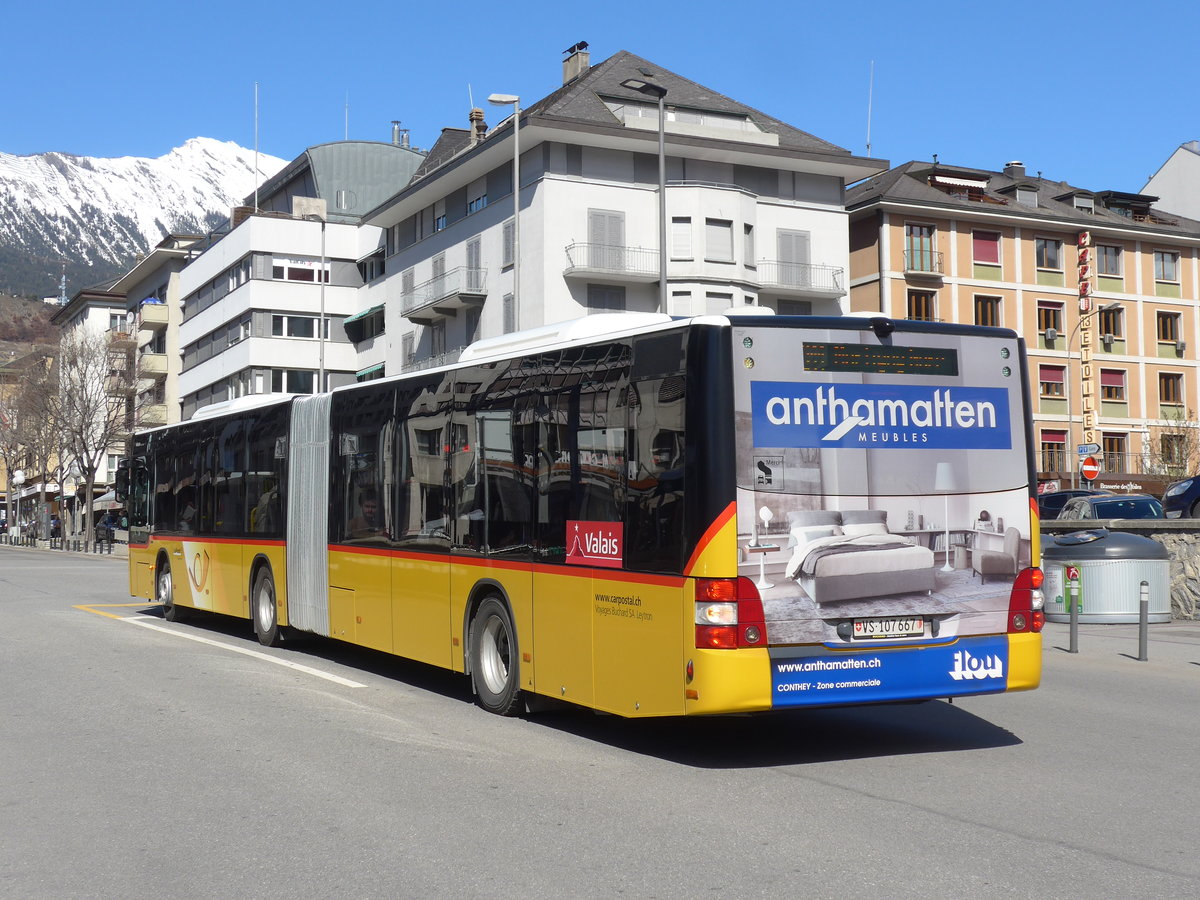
[935,462,956,573]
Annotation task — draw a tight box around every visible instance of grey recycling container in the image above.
[1041,529,1170,623]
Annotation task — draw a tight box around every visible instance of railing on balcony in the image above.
[401,346,466,373]
[1038,449,1189,479]
[755,261,844,295]
[139,352,167,377]
[401,267,486,317]
[904,249,944,275]
[563,243,660,280]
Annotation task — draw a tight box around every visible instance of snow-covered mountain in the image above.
[0,138,286,297]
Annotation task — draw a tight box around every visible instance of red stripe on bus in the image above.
[682,501,737,576]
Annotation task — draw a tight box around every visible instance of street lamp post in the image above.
[621,77,668,312]
[488,94,521,321]
[1066,300,1122,489]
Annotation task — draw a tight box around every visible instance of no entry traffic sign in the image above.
[1080,455,1101,481]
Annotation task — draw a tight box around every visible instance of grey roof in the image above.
[525,49,851,156]
[409,129,473,182]
[847,160,1200,237]
[247,141,426,222]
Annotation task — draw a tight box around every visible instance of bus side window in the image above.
[625,374,686,572]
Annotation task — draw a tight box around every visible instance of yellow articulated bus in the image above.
[120,312,1043,717]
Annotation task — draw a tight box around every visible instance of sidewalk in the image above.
[0,536,128,559]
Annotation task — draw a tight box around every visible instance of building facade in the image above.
[847,160,1200,492]
[362,49,886,375]
[177,140,425,418]
[111,234,201,428]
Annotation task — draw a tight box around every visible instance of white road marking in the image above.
[120,615,367,688]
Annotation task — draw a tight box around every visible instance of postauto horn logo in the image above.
[750,382,1011,450]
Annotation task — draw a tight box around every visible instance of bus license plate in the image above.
[852,617,924,639]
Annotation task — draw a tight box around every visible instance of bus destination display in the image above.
[802,342,959,376]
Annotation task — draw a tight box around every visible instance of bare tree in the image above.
[1143,408,1200,479]
[16,360,60,538]
[0,391,20,531]
[56,329,133,546]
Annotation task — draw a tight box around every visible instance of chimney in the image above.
[391,121,402,145]
[563,48,590,84]
[469,108,488,145]
[1003,160,1026,178]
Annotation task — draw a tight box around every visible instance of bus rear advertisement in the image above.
[120,312,1042,717]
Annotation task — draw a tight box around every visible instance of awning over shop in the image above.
[91,491,121,511]
[355,362,385,378]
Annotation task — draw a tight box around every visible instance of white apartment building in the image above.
[111,233,200,428]
[362,49,887,374]
[178,140,425,417]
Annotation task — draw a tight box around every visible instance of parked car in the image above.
[1057,493,1164,520]
[1162,475,1200,518]
[1038,489,1103,519]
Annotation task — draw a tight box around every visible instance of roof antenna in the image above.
[933,153,939,166]
[468,84,474,108]
[865,60,874,156]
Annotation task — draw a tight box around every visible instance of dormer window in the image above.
[1074,195,1094,213]
[1016,185,1038,206]
[928,173,996,203]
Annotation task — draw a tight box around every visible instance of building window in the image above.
[1039,365,1065,397]
[1160,372,1183,405]
[1040,429,1066,472]
[433,214,447,232]
[776,299,812,316]
[1162,434,1186,469]
[271,315,326,339]
[1154,250,1180,282]
[271,257,329,283]
[1035,238,1063,271]
[401,333,415,367]
[1099,306,1122,339]
[1099,369,1126,401]
[906,290,935,321]
[705,219,734,262]
[705,291,734,314]
[904,223,936,271]
[502,221,515,267]
[743,224,755,267]
[671,217,692,259]
[502,293,516,334]
[1157,311,1181,343]
[586,284,626,312]
[1038,301,1063,335]
[269,369,315,394]
[467,193,488,214]
[972,231,1000,264]
[429,320,446,358]
[974,295,1001,327]
[1096,244,1122,276]
[1101,433,1127,473]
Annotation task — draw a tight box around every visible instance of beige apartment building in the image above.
[847,160,1200,493]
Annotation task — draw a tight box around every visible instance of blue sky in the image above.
[3,0,1194,192]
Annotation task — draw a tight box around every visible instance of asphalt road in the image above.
[2,545,1198,898]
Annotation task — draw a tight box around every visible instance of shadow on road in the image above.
[145,603,1022,767]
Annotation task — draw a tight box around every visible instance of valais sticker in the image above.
[566,520,624,569]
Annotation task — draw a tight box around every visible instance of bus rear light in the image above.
[694,578,768,649]
[1007,567,1045,634]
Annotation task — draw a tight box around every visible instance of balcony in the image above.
[402,267,486,324]
[903,250,945,281]
[108,330,137,351]
[563,243,660,283]
[137,302,168,331]
[139,351,167,378]
[755,261,845,298]
[401,346,465,374]
[140,404,168,427]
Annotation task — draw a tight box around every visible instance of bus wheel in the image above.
[469,597,523,716]
[253,568,281,647]
[158,559,183,622]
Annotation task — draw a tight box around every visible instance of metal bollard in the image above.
[1068,579,1079,653]
[1138,581,1149,662]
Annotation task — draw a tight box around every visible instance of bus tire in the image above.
[158,558,183,622]
[469,596,523,716]
[252,567,281,647]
